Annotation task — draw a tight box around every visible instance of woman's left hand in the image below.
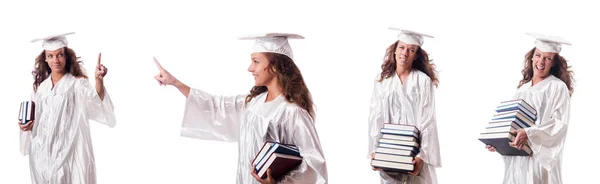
[95,53,108,81]
[251,165,276,184]
[408,157,424,176]
[509,129,528,150]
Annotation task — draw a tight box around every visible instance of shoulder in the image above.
[413,70,433,88]
[281,102,312,121]
[373,72,391,87]
[37,77,52,92]
[71,75,93,89]
[547,75,569,96]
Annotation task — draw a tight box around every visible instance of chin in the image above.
[533,73,549,79]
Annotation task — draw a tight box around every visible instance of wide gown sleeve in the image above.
[280,108,328,184]
[525,83,570,170]
[180,88,247,142]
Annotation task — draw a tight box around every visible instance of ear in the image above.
[271,66,278,73]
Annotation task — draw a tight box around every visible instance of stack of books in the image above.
[371,123,421,173]
[18,101,35,124]
[478,99,537,156]
[252,141,302,179]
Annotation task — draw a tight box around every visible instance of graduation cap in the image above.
[238,33,304,59]
[526,32,571,53]
[389,27,434,46]
[30,32,75,51]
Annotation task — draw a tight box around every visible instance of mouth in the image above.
[536,65,545,71]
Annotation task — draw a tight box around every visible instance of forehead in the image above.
[397,41,420,49]
[251,52,267,59]
[45,48,65,54]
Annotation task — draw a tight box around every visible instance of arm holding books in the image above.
[520,83,570,170]
[368,77,384,159]
[153,57,246,142]
[414,80,442,168]
[279,108,327,184]
[18,92,40,156]
[19,120,33,156]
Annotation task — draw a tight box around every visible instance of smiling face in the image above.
[394,41,420,69]
[45,47,67,74]
[247,52,276,86]
[531,48,556,80]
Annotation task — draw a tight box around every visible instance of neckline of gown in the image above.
[394,69,414,86]
[525,75,556,91]
[48,72,71,91]
[262,91,283,104]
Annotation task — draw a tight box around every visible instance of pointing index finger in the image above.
[153,56,163,70]
[97,52,102,66]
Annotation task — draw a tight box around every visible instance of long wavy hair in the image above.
[517,48,575,96]
[378,41,439,87]
[244,53,315,119]
[32,47,87,92]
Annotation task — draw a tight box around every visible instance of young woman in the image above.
[486,33,574,184]
[19,32,116,183]
[153,33,327,184]
[368,28,442,184]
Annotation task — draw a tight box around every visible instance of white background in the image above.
[1,0,598,183]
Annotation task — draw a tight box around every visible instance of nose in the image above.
[247,63,254,73]
[401,48,409,56]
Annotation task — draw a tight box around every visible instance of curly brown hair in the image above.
[517,48,575,96]
[32,47,88,92]
[244,53,315,119]
[378,41,439,86]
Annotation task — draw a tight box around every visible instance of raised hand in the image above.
[153,57,179,86]
[95,53,108,81]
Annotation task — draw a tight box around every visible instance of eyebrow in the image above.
[398,45,418,49]
[47,51,63,55]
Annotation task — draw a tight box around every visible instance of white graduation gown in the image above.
[502,75,571,184]
[181,88,328,184]
[368,70,442,184]
[19,73,116,184]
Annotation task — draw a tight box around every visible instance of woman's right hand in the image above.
[153,57,180,86]
[371,153,381,171]
[485,145,496,152]
[18,120,34,131]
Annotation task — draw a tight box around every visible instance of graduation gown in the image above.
[181,88,328,184]
[502,75,571,184]
[19,73,116,184]
[368,70,442,184]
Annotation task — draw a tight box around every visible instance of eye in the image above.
[46,55,53,58]
[409,49,416,53]
[58,53,64,57]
